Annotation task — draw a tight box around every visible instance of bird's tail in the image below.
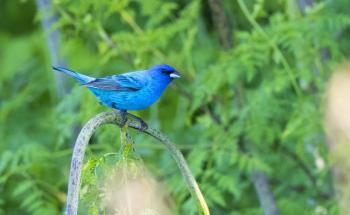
[52,66,95,84]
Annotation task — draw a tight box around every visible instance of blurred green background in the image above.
[1,0,350,214]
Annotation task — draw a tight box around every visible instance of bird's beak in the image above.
[170,71,181,79]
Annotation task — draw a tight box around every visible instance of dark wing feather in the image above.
[83,74,145,92]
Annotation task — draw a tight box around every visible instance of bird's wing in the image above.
[83,72,146,92]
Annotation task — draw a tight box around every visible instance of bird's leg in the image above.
[127,113,148,131]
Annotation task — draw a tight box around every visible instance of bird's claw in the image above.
[121,116,128,127]
[139,119,148,131]
[117,110,128,127]
[116,110,147,131]
[125,112,148,131]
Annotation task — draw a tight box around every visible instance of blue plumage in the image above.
[53,64,181,111]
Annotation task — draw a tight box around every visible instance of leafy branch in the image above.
[237,0,302,97]
[65,111,210,215]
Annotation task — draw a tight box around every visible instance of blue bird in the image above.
[53,64,181,128]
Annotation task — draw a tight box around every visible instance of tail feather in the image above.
[52,66,95,84]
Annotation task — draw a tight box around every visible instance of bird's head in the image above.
[150,64,181,81]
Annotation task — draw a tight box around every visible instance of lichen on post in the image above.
[65,111,210,215]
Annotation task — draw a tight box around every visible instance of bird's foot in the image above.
[127,113,148,131]
[139,120,148,131]
[117,110,128,127]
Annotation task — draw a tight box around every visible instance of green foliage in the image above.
[1,0,350,214]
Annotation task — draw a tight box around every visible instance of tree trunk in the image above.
[251,171,280,215]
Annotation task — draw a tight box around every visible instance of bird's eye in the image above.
[161,69,172,75]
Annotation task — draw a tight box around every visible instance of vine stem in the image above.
[65,111,210,215]
[237,0,302,97]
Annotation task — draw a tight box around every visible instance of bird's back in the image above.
[53,66,174,111]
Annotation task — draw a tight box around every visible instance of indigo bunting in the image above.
[53,64,181,128]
